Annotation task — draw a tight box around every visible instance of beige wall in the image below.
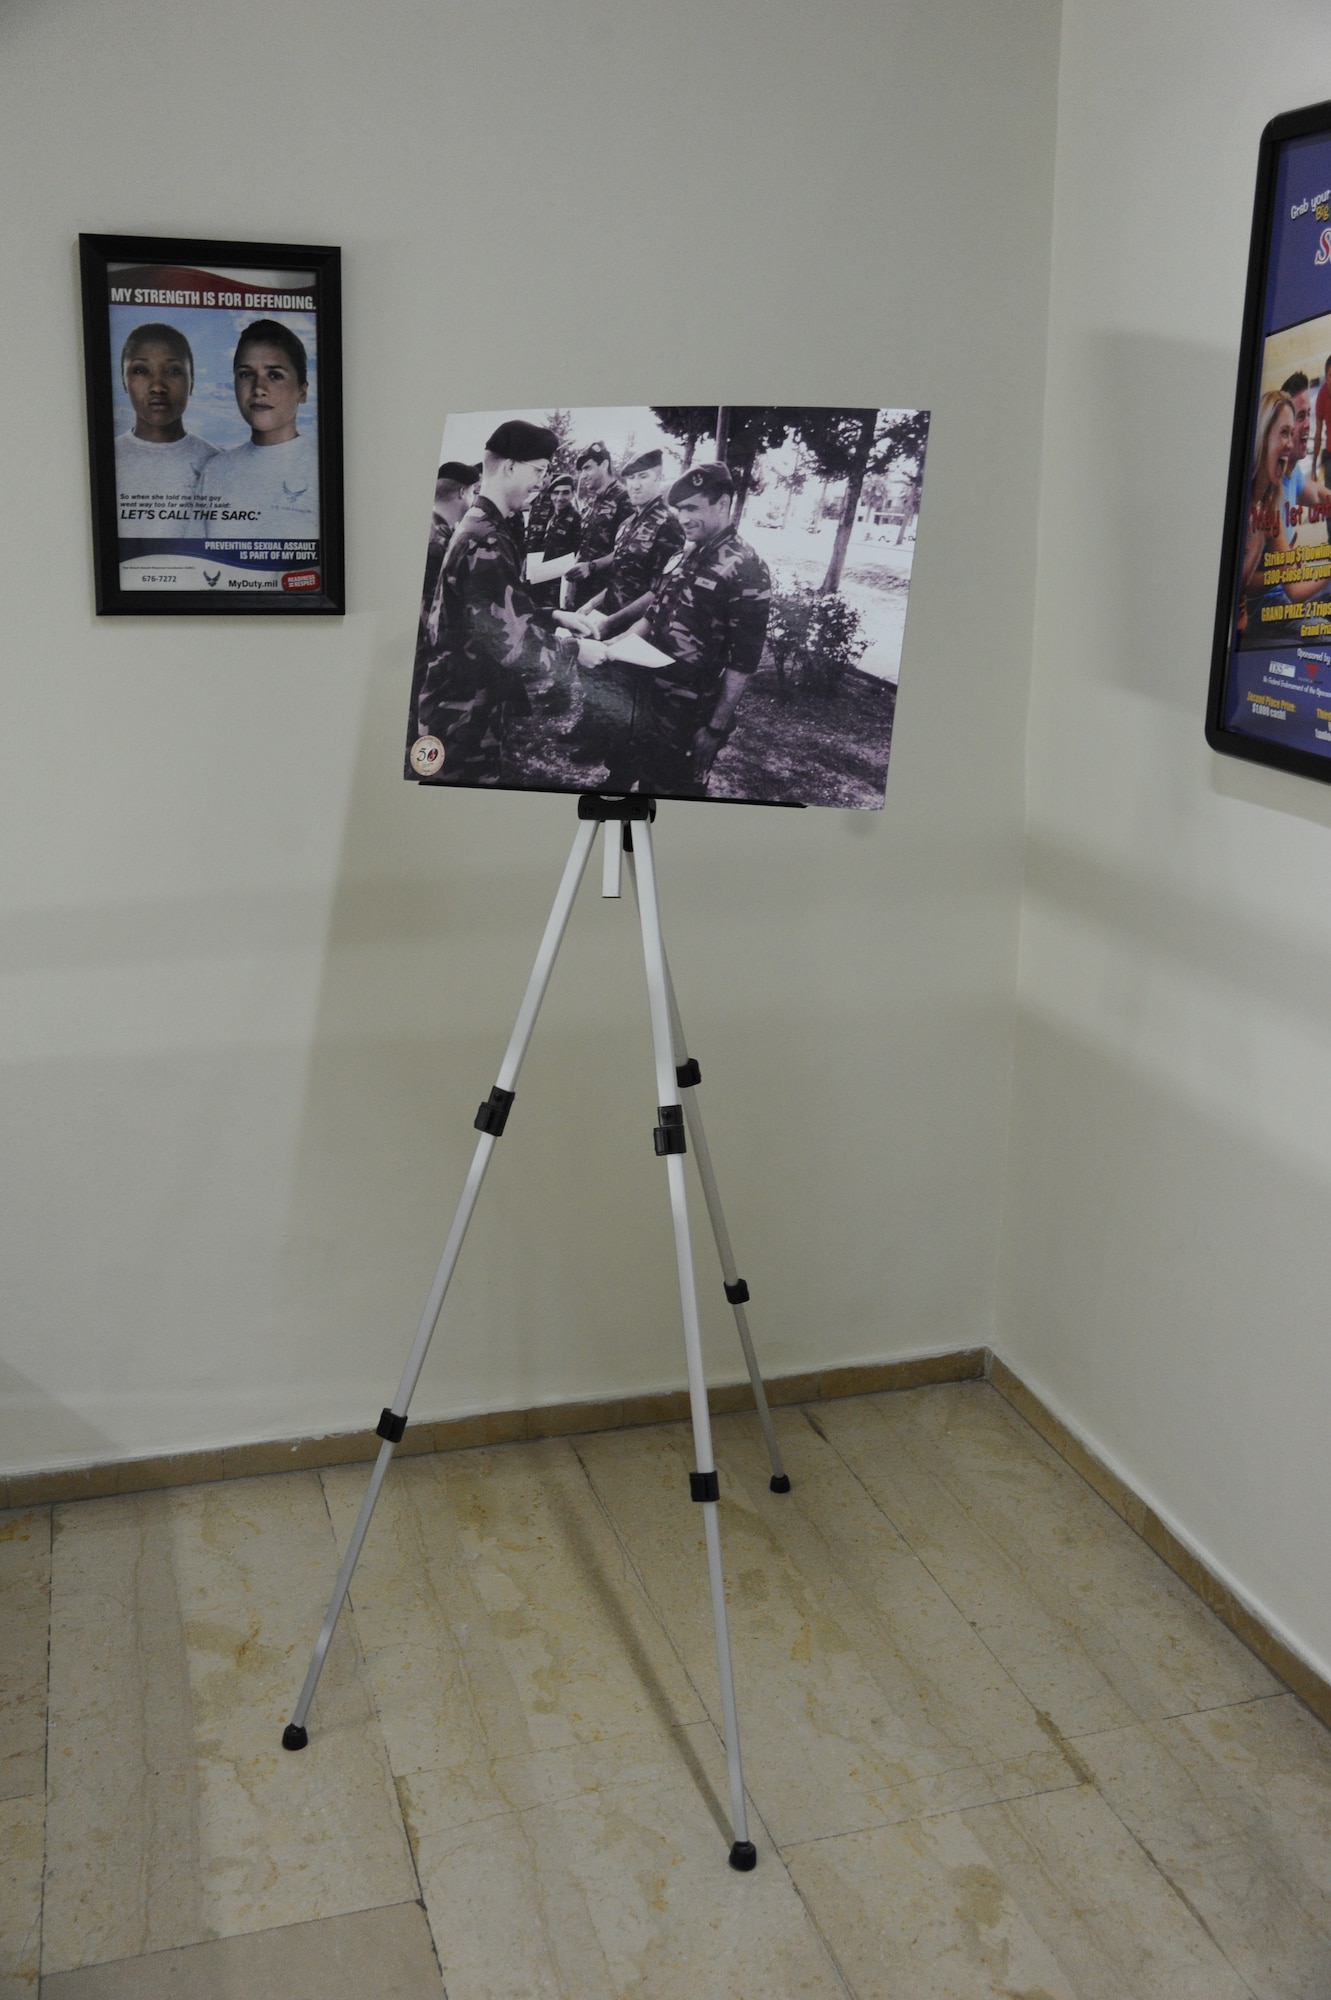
[0,0,1060,1472]
[1000,0,1331,1680]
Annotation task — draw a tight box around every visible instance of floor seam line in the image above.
[37,1502,52,1986]
[1081,1771,1261,1999]
[801,1407,1093,1778]
[312,1467,437,1959]
[567,1437,715,1729]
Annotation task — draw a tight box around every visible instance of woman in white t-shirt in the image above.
[197,318,319,541]
[114,322,219,539]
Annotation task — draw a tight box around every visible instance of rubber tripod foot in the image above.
[281,1723,308,1751]
[728,1840,758,1872]
[769,1474,791,1494]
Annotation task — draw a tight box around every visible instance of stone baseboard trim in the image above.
[985,1353,1331,1733]
[6,1342,1326,1732]
[0,1347,986,1510]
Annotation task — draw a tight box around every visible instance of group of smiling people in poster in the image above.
[1240,355,1331,645]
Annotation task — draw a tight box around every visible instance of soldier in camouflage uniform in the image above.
[523,480,556,568]
[572,449,686,763]
[527,472,582,610]
[593,449,686,616]
[417,461,481,650]
[566,441,632,609]
[409,420,598,786]
[591,461,771,797]
[405,461,481,772]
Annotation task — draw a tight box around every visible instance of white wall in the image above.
[0,0,1060,1473]
[1000,0,1331,1678]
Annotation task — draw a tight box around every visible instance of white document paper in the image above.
[604,633,674,669]
[525,550,580,584]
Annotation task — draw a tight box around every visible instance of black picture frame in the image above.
[1207,100,1331,782]
[79,232,344,615]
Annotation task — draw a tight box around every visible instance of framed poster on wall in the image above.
[78,233,344,615]
[1208,99,1331,780]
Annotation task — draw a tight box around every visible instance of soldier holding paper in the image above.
[590,461,771,794]
[566,442,632,607]
[411,420,599,785]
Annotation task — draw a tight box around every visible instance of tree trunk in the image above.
[818,412,876,594]
[682,429,699,469]
[896,476,921,544]
[729,444,758,527]
[714,407,731,463]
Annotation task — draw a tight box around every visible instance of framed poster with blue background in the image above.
[1208,102,1331,780]
[79,233,344,615]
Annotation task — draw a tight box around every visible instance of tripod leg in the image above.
[283,815,600,1749]
[624,848,789,1492]
[631,818,756,1872]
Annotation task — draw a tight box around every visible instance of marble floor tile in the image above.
[1076,1695,1331,1998]
[42,1475,415,1977]
[0,1792,44,1999]
[963,1782,1250,1997]
[321,1440,705,1809]
[39,1900,444,1999]
[0,1507,49,1802]
[21,1382,1331,2000]
[575,1414,1077,1847]
[786,1780,1249,2000]
[816,1385,1276,1730]
[409,1720,848,2000]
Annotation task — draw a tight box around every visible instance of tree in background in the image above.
[650,407,716,475]
[651,407,795,525]
[790,408,930,594]
[541,409,578,478]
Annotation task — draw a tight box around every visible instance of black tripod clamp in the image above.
[577,794,656,822]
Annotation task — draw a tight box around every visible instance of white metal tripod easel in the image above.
[281,795,790,1871]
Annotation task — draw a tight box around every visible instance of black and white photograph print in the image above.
[79,234,344,615]
[405,404,930,808]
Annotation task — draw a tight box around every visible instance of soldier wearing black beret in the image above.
[409,421,598,784]
[566,446,686,763]
[583,461,771,796]
[487,418,560,463]
[578,447,684,619]
[568,441,632,609]
[608,451,684,612]
[410,460,484,727]
[667,460,735,506]
[526,470,583,611]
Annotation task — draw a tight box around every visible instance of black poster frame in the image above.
[79,232,345,616]
[1207,98,1331,783]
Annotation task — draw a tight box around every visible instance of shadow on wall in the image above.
[269,622,699,1419]
[1021,822,1331,1187]
[1023,827,1331,1037]
[999,1007,1331,1674]
[0,1355,110,1469]
[1066,329,1236,716]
